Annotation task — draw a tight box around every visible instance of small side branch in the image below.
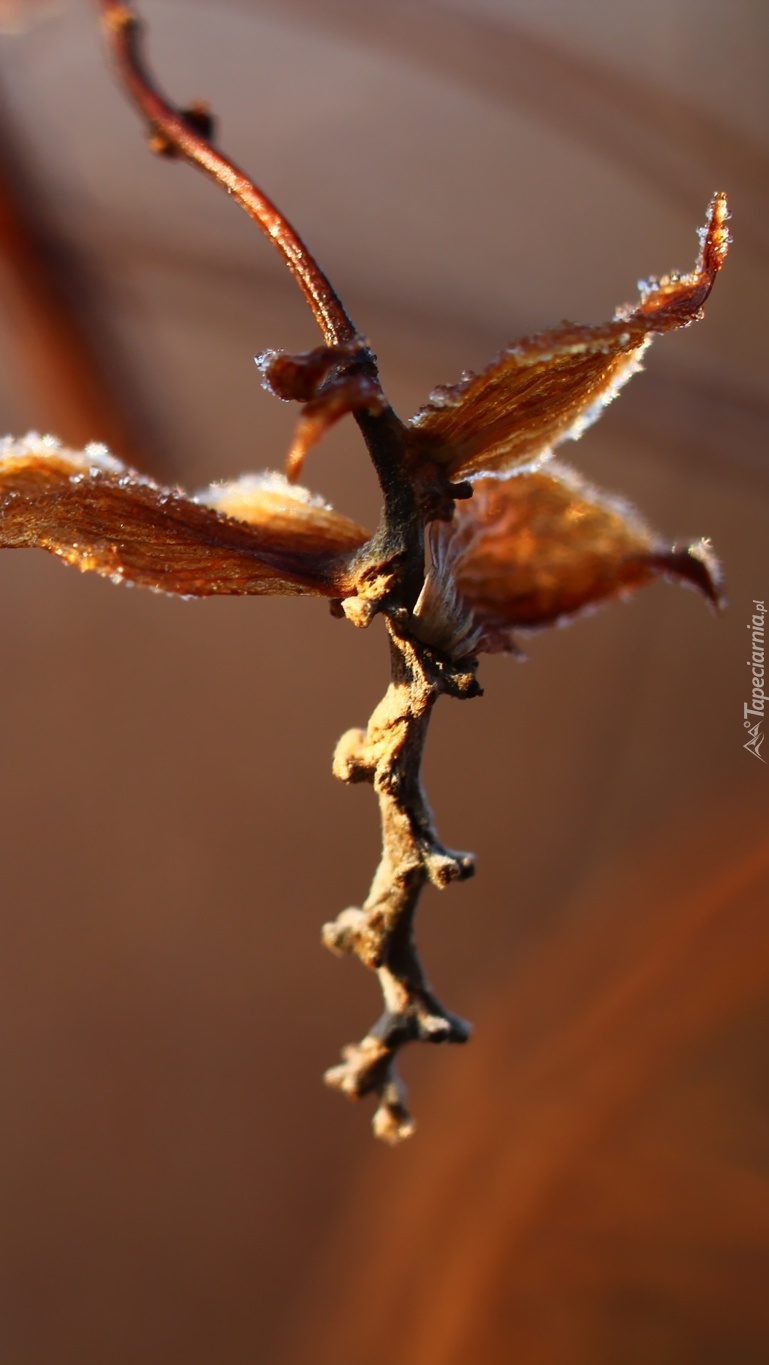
[323,626,480,1142]
[96,0,356,346]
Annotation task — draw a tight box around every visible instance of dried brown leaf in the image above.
[414,463,722,657]
[256,340,385,482]
[0,436,367,597]
[407,194,729,481]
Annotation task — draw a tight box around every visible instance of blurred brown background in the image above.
[0,2,768,1362]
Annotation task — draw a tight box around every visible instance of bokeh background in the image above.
[0,2,768,1361]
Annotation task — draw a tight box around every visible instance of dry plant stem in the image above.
[64,0,726,1145]
[324,626,479,1143]
[97,0,355,347]
[97,0,478,1141]
[96,0,417,585]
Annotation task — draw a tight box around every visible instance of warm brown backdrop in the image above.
[0,2,767,1362]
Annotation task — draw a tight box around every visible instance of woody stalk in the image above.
[0,0,728,1141]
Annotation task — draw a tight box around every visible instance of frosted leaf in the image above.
[195,471,368,553]
[413,462,723,659]
[407,194,729,482]
[0,438,368,598]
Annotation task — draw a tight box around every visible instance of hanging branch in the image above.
[2,2,724,1140]
[94,0,480,1138]
[324,629,480,1141]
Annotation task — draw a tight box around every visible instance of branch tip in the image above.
[96,0,356,345]
[372,1099,415,1146]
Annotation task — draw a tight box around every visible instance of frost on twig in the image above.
[0,2,730,1142]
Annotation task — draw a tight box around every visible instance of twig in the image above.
[97,0,355,347]
[96,0,430,599]
[95,0,476,1139]
[324,625,479,1141]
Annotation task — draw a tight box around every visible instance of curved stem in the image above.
[97,0,356,345]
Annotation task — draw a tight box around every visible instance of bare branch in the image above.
[323,626,479,1141]
[14,4,718,1144]
[96,0,357,346]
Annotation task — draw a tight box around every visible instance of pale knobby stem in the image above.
[324,625,478,1142]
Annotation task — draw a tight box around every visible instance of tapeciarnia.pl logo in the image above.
[744,599,766,762]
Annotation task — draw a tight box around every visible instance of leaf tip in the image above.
[701,191,731,276]
[651,538,725,610]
